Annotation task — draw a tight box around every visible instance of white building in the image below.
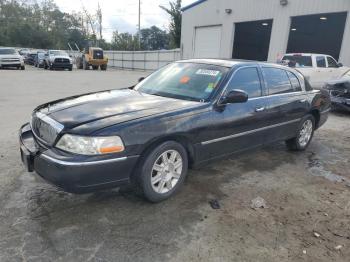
[181,0,350,65]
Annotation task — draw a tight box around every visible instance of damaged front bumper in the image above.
[326,79,350,112]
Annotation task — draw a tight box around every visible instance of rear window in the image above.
[93,49,104,59]
[282,55,312,68]
[263,67,294,95]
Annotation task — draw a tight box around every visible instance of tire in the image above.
[133,141,188,202]
[92,65,98,70]
[100,64,107,71]
[44,62,48,70]
[21,66,25,70]
[83,58,89,70]
[286,115,315,151]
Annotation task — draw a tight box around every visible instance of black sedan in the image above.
[19,60,331,202]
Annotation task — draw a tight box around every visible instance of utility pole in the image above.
[138,0,141,49]
[97,2,103,41]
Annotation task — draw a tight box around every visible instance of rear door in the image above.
[193,26,222,58]
[199,66,270,160]
[261,67,308,143]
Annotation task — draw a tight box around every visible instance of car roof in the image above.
[178,59,290,70]
[178,59,258,68]
[284,53,332,57]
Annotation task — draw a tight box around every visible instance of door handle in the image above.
[255,106,265,112]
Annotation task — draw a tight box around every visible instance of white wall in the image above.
[181,0,350,65]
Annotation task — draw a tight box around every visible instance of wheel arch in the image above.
[309,109,320,129]
[137,135,196,168]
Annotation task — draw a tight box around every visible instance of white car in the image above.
[0,48,25,70]
[279,53,350,89]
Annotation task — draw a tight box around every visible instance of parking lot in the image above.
[0,66,349,262]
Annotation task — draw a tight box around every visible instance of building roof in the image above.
[181,0,207,12]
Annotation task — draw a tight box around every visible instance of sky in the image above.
[54,0,196,41]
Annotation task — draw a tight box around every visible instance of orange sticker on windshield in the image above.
[180,76,190,84]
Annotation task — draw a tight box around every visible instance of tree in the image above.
[160,0,181,48]
[111,31,140,51]
[140,26,169,50]
[0,0,88,49]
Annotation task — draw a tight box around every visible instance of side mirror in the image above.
[69,55,72,58]
[338,63,343,67]
[220,90,248,104]
[138,77,145,83]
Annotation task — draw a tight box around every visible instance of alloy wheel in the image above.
[298,119,313,147]
[151,150,183,194]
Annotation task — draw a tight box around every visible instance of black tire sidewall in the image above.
[139,141,188,202]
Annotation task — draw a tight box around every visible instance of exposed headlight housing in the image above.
[56,134,125,155]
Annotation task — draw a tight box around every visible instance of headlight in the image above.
[56,134,125,155]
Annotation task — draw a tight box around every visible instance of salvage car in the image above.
[19,59,331,202]
[325,75,350,112]
[279,53,350,89]
[0,48,25,70]
[44,50,73,71]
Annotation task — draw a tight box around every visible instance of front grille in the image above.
[1,58,20,62]
[54,58,70,63]
[31,113,64,145]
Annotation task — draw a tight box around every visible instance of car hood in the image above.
[34,89,202,132]
[0,54,21,59]
[326,76,350,85]
[50,55,70,59]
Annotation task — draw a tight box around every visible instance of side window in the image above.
[316,56,326,68]
[262,68,293,95]
[287,71,302,92]
[327,56,338,68]
[226,67,262,98]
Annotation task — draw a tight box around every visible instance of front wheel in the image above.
[21,65,25,70]
[133,141,188,202]
[286,115,315,151]
[100,64,107,71]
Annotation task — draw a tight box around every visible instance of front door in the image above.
[198,66,270,161]
[312,55,330,88]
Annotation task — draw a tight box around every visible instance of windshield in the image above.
[135,63,228,102]
[50,50,68,56]
[38,53,45,58]
[0,49,17,55]
[282,55,312,68]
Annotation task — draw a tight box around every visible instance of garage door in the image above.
[194,26,222,58]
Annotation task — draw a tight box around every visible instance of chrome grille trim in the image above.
[31,112,64,145]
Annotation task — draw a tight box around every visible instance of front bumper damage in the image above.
[326,78,350,112]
